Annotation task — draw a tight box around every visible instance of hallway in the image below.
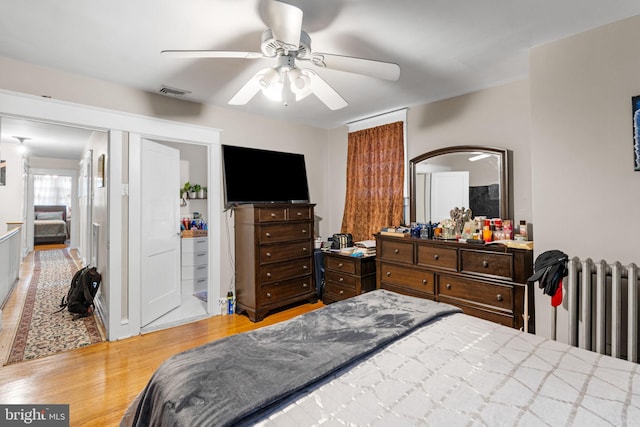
[0,243,106,364]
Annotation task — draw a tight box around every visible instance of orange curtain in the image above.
[341,121,404,241]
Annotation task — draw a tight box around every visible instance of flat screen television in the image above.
[222,145,310,208]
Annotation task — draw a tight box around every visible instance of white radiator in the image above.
[555,257,639,363]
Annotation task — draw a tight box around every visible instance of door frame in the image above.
[0,90,221,340]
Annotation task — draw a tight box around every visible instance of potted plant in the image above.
[202,186,208,199]
[193,184,203,199]
[181,182,191,199]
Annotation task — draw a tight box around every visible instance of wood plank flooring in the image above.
[0,246,324,426]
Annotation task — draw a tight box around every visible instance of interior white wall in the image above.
[0,144,24,233]
[530,15,640,338]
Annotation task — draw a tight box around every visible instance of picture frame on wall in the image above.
[632,95,640,171]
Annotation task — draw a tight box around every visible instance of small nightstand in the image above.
[322,252,376,304]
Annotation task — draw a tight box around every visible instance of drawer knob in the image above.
[303,265,308,270]
[386,271,391,277]
[296,212,302,216]
[433,254,439,260]
[339,290,344,295]
[446,283,451,290]
[266,292,272,298]
[339,277,344,282]
[394,249,399,254]
[338,263,343,268]
[265,232,272,238]
[496,294,503,302]
[482,260,489,268]
[301,229,307,234]
[302,247,307,252]
[303,283,308,288]
[266,272,272,278]
[266,252,272,257]
[422,279,428,285]
[270,213,276,218]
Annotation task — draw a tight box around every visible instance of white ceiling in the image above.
[1,0,639,159]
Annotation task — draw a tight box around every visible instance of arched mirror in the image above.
[409,146,511,224]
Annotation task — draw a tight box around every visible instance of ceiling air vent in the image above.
[159,85,191,97]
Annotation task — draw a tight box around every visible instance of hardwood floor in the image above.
[0,246,324,426]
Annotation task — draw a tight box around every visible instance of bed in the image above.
[120,290,640,426]
[34,205,68,244]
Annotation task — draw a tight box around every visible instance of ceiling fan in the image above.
[161,1,400,110]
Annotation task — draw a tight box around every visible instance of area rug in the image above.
[5,249,105,365]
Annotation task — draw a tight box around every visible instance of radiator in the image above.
[553,257,639,363]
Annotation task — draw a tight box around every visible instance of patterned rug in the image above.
[5,249,105,365]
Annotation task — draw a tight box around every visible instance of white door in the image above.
[430,171,469,222]
[140,139,181,326]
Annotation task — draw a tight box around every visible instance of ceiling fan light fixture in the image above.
[258,68,279,89]
[289,68,311,95]
[12,136,30,154]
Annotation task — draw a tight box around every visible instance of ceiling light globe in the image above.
[289,69,312,97]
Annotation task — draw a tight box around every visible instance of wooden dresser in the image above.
[322,252,376,304]
[375,234,534,332]
[234,203,318,322]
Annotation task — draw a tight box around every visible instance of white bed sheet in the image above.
[255,313,640,426]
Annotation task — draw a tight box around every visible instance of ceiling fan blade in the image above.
[268,1,303,51]
[228,69,266,105]
[306,70,347,111]
[309,53,400,81]
[161,50,264,59]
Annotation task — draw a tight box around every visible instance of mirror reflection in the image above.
[410,146,509,224]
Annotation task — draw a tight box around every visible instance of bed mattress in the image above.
[255,312,640,426]
[121,290,640,426]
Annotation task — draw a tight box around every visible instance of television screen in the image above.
[222,145,310,208]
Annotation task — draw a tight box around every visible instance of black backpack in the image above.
[57,266,102,319]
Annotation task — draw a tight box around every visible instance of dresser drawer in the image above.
[378,262,434,294]
[258,207,287,222]
[459,250,513,280]
[260,258,312,283]
[182,250,208,266]
[260,277,314,304]
[325,256,357,275]
[259,223,312,243]
[325,270,357,287]
[260,241,312,263]
[181,263,208,280]
[437,297,514,328]
[438,274,513,311]
[324,281,357,300]
[379,240,414,264]
[181,237,208,253]
[288,206,312,220]
[416,245,457,271]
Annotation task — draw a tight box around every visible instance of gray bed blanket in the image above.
[123,289,462,427]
